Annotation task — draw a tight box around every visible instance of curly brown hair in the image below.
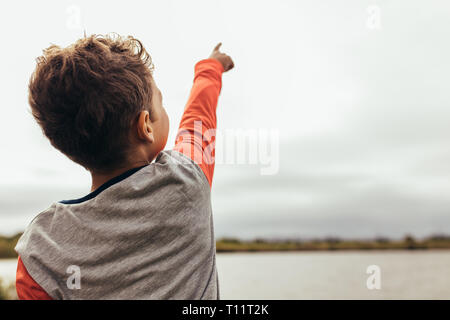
[29,34,154,172]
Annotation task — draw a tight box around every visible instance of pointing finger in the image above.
[213,42,222,52]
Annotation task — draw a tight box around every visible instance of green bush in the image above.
[0,233,21,259]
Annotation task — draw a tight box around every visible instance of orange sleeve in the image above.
[16,256,53,300]
[173,58,224,187]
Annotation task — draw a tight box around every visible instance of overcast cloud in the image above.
[0,0,449,239]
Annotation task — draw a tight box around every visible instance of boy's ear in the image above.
[137,110,154,143]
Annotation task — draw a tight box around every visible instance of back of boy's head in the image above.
[29,34,154,173]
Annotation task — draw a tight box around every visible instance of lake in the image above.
[2,250,450,299]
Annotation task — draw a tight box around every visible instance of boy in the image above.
[14,34,234,299]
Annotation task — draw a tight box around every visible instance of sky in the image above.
[0,0,449,239]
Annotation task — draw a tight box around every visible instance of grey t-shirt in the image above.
[15,150,219,300]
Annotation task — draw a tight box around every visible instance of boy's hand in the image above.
[209,43,234,72]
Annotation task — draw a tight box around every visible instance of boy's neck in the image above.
[90,162,148,192]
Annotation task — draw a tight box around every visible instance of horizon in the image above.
[2,230,450,242]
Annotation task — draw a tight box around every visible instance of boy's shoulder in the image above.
[151,149,211,190]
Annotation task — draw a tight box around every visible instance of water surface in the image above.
[2,251,449,299]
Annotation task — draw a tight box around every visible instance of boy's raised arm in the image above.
[174,43,234,187]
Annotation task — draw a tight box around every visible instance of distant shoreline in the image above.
[215,236,450,253]
[3,234,450,258]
